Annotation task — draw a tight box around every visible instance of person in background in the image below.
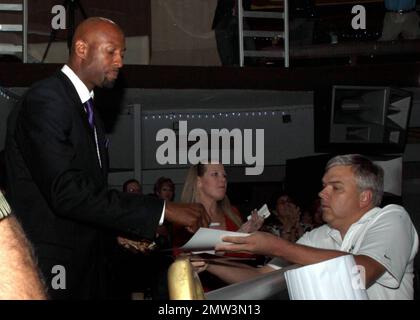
[298,198,323,233]
[123,179,142,195]
[379,0,420,41]
[300,210,314,233]
[262,194,304,242]
[154,177,175,202]
[309,198,324,228]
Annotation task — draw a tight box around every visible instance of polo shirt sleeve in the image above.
[356,205,418,288]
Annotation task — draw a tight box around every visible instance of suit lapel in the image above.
[94,112,109,175]
[56,72,106,173]
[56,72,93,132]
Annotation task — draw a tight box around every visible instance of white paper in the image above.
[179,228,249,252]
[284,255,369,300]
[247,203,271,220]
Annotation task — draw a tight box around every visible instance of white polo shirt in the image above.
[270,204,419,300]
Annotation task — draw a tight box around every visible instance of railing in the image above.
[206,264,299,300]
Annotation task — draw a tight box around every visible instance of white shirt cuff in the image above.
[159,201,166,226]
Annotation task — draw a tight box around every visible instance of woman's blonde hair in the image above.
[180,163,242,228]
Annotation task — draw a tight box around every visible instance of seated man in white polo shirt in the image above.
[200,154,418,299]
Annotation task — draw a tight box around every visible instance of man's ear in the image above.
[360,190,373,208]
[74,40,88,59]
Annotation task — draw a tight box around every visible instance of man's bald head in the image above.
[68,17,125,90]
[71,17,123,54]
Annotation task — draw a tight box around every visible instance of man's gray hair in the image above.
[326,154,384,206]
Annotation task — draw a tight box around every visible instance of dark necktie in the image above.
[84,98,95,128]
[84,98,103,168]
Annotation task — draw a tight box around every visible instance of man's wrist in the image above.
[272,236,288,257]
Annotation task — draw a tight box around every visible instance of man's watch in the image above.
[0,190,11,220]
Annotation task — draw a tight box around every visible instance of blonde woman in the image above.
[174,161,264,247]
[173,162,241,249]
[173,161,262,290]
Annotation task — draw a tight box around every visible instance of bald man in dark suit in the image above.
[5,17,209,299]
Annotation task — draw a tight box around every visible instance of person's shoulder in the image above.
[380,204,414,222]
[28,72,67,94]
[374,204,410,220]
[380,204,407,213]
[367,204,416,233]
[24,72,75,106]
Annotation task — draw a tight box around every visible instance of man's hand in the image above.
[165,202,210,233]
[117,236,156,254]
[215,231,286,256]
[189,255,209,274]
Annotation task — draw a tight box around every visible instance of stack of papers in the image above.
[178,228,249,254]
[284,255,369,300]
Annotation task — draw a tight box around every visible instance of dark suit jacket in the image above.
[5,71,164,299]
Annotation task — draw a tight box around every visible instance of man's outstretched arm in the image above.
[217,232,386,288]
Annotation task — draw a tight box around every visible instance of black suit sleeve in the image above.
[15,83,162,240]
